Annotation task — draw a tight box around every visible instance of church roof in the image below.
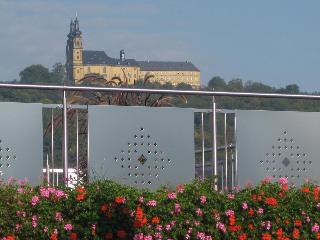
[83,50,199,72]
[137,60,200,72]
[83,50,139,66]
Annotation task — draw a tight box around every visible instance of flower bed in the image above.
[1,177,320,239]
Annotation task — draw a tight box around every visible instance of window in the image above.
[103,67,106,73]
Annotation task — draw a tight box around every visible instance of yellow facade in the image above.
[66,18,200,88]
[139,70,201,88]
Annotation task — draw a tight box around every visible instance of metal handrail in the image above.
[3,82,320,188]
[0,83,320,99]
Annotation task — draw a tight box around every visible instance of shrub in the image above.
[1,177,320,239]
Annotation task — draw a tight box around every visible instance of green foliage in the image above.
[1,178,320,239]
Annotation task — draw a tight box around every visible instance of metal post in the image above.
[212,92,217,190]
[51,109,54,186]
[231,154,234,189]
[87,105,90,182]
[221,163,224,191]
[62,90,68,183]
[234,115,238,187]
[46,154,50,186]
[201,112,205,180]
[224,113,228,190]
[76,109,79,183]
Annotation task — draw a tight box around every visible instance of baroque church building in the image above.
[66,17,201,88]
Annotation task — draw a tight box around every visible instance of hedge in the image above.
[1,177,320,239]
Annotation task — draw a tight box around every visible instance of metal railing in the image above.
[1,83,320,189]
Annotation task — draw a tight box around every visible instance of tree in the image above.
[285,84,299,94]
[19,65,52,84]
[208,76,226,90]
[227,78,244,91]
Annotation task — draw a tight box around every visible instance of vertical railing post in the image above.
[76,109,79,183]
[224,113,228,190]
[46,154,50,186]
[234,115,238,187]
[212,90,217,190]
[51,108,54,186]
[62,89,68,184]
[201,112,205,180]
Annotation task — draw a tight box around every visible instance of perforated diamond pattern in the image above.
[112,127,173,186]
[236,110,320,187]
[88,105,195,190]
[260,130,311,180]
[0,102,43,185]
[0,140,17,176]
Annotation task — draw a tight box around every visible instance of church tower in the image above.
[66,17,83,83]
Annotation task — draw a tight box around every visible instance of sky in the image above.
[1,0,320,91]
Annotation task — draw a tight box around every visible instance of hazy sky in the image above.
[1,0,320,91]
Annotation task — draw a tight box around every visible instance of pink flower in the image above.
[15,224,21,230]
[196,208,203,216]
[17,188,24,193]
[138,196,144,203]
[312,223,320,232]
[55,212,63,222]
[55,190,66,199]
[216,222,226,233]
[156,225,162,231]
[168,192,177,199]
[257,207,264,215]
[242,202,248,210]
[40,187,50,198]
[146,200,157,207]
[197,232,205,240]
[44,226,48,232]
[64,223,73,231]
[165,224,172,231]
[176,184,185,193]
[262,175,273,183]
[31,195,40,206]
[200,195,207,204]
[278,177,288,185]
[227,194,235,199]
[174,203,181,213]
[225,209,234,216]
[32,215,38,228]
[194,220,200,226]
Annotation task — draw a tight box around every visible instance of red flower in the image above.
[301,187,310,193]
[281,184,289,191]
[116,230,127,239]
[151,216,160,224]
[115,196,126,204]
[261,233,272,240]
[314,187,319,200]
[76,194,85,201]
[238,233,247,240]
[75,186,86,201]
[265,197,278,206]
[69,233,77,240]
[248,224,254,230]
[294,220,302,227]
[276,228,283,238]
[229,215,236,226]
[134,205,147,227]
[6,236,15,240]
[50,233,58,240]
[292,228,300,239]
[248,208,254,216]
[100,203,109,212]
